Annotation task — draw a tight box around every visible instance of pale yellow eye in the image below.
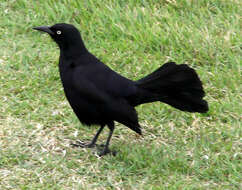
[56,30,61,35]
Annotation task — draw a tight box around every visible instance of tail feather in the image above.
[135,62,208,113]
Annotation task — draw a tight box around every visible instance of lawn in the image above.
[0,0,241,189]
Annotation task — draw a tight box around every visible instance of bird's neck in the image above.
[59,39,88,59]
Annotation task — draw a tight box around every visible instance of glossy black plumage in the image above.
[33,23,208,156]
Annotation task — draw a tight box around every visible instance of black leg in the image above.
[98,121,116,156]
[71,125,105,148]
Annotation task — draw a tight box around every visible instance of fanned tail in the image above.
[135,62,208,113]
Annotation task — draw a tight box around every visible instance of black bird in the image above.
[33,23,208,156]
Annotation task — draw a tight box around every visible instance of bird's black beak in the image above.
[33,26,54,35]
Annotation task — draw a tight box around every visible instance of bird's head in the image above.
[33,23,86,51]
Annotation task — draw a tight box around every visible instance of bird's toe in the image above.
[71,140,96,148]
[96,147,117,157]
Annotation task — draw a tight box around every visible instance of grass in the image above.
[0,0,241,189]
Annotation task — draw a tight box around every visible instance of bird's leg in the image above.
[71,125,104,148]
[97,122,116,156]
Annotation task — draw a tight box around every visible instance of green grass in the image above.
[0,0,241,189]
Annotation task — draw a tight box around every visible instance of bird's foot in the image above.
[96,144,117,156]
[71,140,96,148]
